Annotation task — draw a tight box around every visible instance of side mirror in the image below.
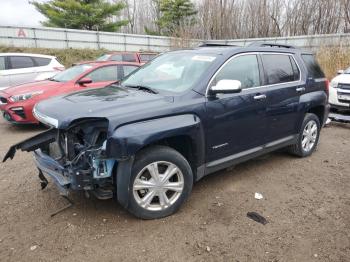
[77,77,92,85]
[210,80,242,95]
[337,70,344,75]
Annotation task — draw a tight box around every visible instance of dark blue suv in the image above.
[4,43,330,219]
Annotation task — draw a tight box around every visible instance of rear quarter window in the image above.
[33,57,51,66]
[301,54,325,79]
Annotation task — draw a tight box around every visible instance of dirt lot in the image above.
[0,117,349,262]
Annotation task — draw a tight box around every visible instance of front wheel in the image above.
[127,146,193,219]
[288,113,321,157]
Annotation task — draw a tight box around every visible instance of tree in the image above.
[31,0,129,32]
[147,0,197,36]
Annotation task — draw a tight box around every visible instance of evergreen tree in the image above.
[31,0,129,32]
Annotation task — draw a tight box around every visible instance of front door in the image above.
[204,54,268,164]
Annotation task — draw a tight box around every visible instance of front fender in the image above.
[106,114,204,162]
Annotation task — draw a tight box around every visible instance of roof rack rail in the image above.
[199,42,238,47]
[248,42,296,49]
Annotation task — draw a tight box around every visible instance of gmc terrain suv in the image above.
[3,43,330,219]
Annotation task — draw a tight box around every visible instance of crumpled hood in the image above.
[1,80,65,96]
[34,86,174,129]
[331,74,350,84]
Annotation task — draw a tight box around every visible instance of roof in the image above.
[0,53,56,58]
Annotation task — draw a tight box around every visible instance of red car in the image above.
[0,61,140,124]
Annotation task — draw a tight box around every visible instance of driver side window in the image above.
[85,66,119,82]
[213,54,261,89]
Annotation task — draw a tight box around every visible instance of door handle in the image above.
[296,87,305,93]
[253,94,267,100]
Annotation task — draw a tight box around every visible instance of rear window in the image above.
[33,57,51,66]
[262,54,299,85]
[301,54,325,79]
[9,56,35,69]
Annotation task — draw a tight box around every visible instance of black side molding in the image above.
[2,128,57,162]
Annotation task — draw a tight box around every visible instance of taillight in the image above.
[325,79,329,98]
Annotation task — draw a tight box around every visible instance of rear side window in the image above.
[33,57,51,66]
[9,56,35,69]
[0,57,5,70]
[139,54,157,62]
[85,65,119,82]
[122,54,137,62]
[301,54,325,79]
[110,54,137,63]
[262,54,299,85]
[213,54,261,89]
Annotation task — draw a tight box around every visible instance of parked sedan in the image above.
[0,53,65,90]
[0,61,140,124]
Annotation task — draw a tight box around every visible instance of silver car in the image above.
[0,53,65,90]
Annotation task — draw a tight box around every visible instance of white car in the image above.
[0,53,65,90]
[329,68,350,112]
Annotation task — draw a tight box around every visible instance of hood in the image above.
[34,86,174,129]
[331,74,350,84]
[2,80,65,96]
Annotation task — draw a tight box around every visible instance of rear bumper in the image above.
[34,149,95,195]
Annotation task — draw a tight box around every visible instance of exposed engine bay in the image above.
[3,119,116,199]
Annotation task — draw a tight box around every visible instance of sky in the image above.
[0,0,47,27]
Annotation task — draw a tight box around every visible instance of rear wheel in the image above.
[127,146,193,219]
[288,113,320,157]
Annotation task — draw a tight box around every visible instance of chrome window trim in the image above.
[205,52,302,97]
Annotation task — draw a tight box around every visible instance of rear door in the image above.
[261,53,304,143]
[8,56,38,86]
[0,56,10,89]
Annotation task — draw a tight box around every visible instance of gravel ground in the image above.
[0,117,349,262]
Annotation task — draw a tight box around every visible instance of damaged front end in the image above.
[3,119,116,199]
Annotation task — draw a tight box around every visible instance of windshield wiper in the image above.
[125,85,159,94]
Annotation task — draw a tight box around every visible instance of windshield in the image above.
[121,52,217,93]
[96,54,111,61]
[51,64,93,82]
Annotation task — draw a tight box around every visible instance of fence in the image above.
[1,25,350,52]
[0,25,199,52]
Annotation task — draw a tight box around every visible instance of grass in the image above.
[1,45,349,80]
[316,46,350,79]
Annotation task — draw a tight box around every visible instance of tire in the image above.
[288,113,321,157]
[127,146,193,219]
